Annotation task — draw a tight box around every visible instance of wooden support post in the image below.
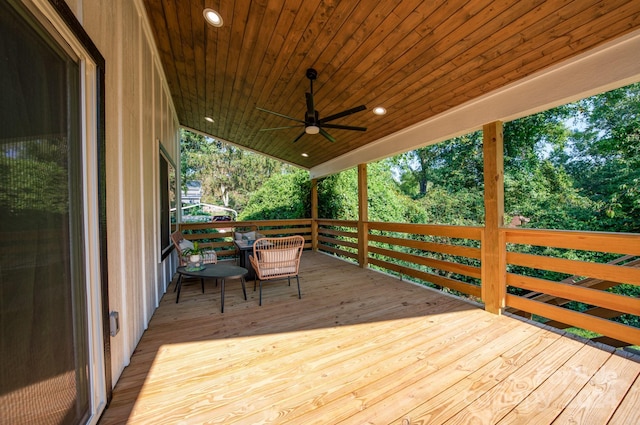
[311,178,318,251]
[357,164,369,268]
[482,121,506,315]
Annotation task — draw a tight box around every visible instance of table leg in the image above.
[241,277,247,300]
[175,274,183,303]
[220,278,225,313]
[244,250,255,280]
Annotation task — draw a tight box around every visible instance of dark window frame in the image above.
[160,143,177,260]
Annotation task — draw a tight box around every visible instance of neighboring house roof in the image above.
[182,181,202,203]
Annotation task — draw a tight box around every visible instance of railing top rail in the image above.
[316,219,358,226]
[368,221,483,240]
[179,219,312,230]
[504,228,640,256]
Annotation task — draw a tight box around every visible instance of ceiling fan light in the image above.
[305,125,320,134]
[203,9,223,27]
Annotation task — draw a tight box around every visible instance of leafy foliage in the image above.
[562,83,640,232]
[238,169,310,220]
[317,162,426,223]
[0,139,69,216]
[180,130,289,211]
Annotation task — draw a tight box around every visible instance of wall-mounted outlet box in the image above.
[109,311,119,337]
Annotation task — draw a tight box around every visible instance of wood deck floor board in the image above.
[554,351,640,424]
[150,313,446,411]
[497,341,614,425]
[98,252,640,425]
[138,303,484,423]
[608,371,640,425]
[372,327,560,424]
[439,335,586,424]
[288,315,529,425]
[120,282,462,394]
[237,311,507,424]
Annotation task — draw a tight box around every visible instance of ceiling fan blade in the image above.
[292,131,306,143]
[305,92,314,115]
[322,123,367,132]
[319,128,336,143]
[258,125,304,131]
[319,105,366,123]
[256,107,305,123]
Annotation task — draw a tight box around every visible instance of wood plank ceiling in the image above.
[142,0,640,169]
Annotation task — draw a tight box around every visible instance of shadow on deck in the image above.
[99,252,640,424]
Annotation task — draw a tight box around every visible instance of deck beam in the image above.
[311,178,318,251]
[482,121,506,314]
[357,163,369,268]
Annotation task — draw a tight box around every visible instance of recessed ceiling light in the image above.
[373,106,387,115]
[204,116,214,123]
[301,153,309,157]
[203,9,223,27]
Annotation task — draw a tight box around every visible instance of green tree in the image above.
[389,131,484,199]
[317,162,425,223]
[564,83,640,232]
[180,129,289,211]
[388,106,587,228]
[238,168,310,220]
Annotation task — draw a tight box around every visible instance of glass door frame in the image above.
[16,0,111,421]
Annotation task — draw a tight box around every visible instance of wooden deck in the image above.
[99,252,640,424]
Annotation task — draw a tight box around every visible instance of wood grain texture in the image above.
[99,252,640,424]
[367,256,482,298]
[369,233,482,259]
[507,293,640,346]
[504,228,640,256]
[482,121,505,314]
[140,0,640,168]
[507,273,640,317]
[507,252,640,285]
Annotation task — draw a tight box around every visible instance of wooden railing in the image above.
[503,228,640,347]
[175,219,639,347]
[367,222,483,299]
[177,219,312,261]
[316,220,483,299]
[316,219,359,261]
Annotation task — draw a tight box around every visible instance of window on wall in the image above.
[160,146,176,257]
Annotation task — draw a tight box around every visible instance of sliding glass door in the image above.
[0,1,105,423]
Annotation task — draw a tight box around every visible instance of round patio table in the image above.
[175,263,248,313]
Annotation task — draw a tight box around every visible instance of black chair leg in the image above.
[296,275,301,299]
[259,280,263,306]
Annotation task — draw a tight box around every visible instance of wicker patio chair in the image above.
[249,235,304,305]
[171,230,218,267]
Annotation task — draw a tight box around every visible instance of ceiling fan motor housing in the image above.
[305,109,319,125]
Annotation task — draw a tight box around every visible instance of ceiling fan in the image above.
[257,68,367,143]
